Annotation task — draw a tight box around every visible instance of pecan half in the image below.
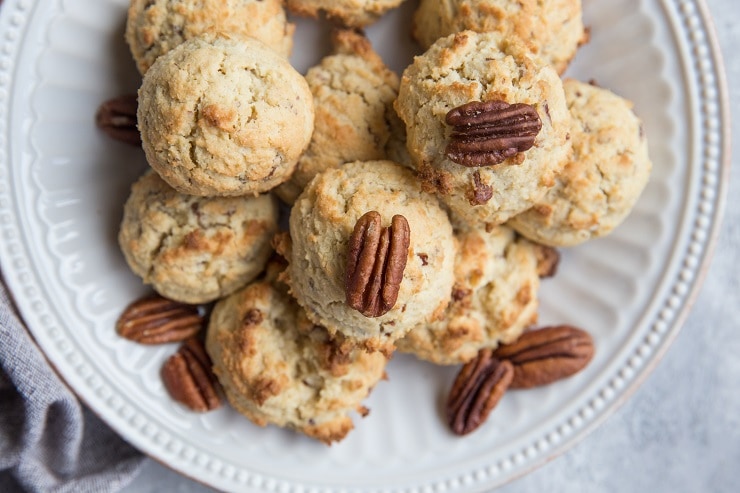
[345,211,410,318]
[95,94,141,146]
[161,337,221,412]
[492,325,594,388]
[116,294,204,344]
[447,349,514,435]
[445,100,542,167]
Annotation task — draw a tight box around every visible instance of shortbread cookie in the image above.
[206,271,387,444]
[285,160,456,353]
[286,0,406,28]
[138,33,314,197]
[126,0,294,74]
[412,0,586,74]
[275,29,407,204]
[394,31,571,228]
[508,79,652,246]
[397,226,541,365]
[118,171,278,304]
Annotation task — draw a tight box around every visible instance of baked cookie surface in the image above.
[286,0,406,28]
[138,33,314,197]
[394,31,571,229]
[285,160,456,353]
[206,271,387,444]
[126,0,294,74]
[412,0,586,74]
[275,29,406,204]
[397,226,541,365]
[118,171,278,304]
[508,79,653,246]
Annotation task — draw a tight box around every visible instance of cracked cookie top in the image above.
[118,171,279,304]
[284,160,456,354]
[412,0,586,75]
[394,30,571,229]
[138,32,314,197]
[126,0,295,74]
[275,29,407,204]
[206,267,387,444]
[508,79,653,246]
[286,0,407,28]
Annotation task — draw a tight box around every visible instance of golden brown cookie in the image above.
[138,33,314,197]
[412,0,586,74]
[126,0,294,74]
[394,31,571,229]
[508,79,653,246]
[206,269,387,444]
[118,171,279,304]
[397,226,541,365]
[275,29,407,204]
[285,160,456,354]
[286,0,407,28]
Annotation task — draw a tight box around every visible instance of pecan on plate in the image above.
[95,94,141,146]
[492,325,594,389]
[447,349,514,435]
[445,100,542,167]
[116,294,204,344]
[345,211,410,318]
[161,337,221,412]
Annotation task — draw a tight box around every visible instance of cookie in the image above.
[138,33,314,197]
[285,160,456,354]
[394,30,571,228]
[118,171,278,304]
[412,0,586,75]
[397,226,541,365]
[126,0,295,74]
[508,79,653,246]
[206,270,387,444]
[275,29,407,204]
[285,0,406,28]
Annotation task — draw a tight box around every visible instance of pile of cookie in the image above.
[101,0,652,444]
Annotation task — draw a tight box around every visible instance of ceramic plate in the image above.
[0,0,729,491]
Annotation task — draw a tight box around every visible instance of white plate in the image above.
[0,0,729,491]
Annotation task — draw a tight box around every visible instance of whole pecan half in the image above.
[445,100,542,167]
[447,349,514,435]
[95,94,141,146]
[116,294,204,344]
[345,211,410,318]
[492,325,594,388]
[161,337,221,412]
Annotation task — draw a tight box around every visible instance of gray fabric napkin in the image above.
[0,274,144,492]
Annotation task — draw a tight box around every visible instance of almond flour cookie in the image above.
[397,226,541,365]
[138,33,314,197]
[394,31,571,229]
[275,29,407,204]
[126,0,294,74]
[508,79,653,246]
[118,171,278,304]
[285,160,456,353]
[286,0,406,28]
[412,0,586,75]
[206,270,387,444]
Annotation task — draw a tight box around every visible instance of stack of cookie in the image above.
[108,0,652,444]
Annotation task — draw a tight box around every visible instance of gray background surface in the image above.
[123,0,740,491]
